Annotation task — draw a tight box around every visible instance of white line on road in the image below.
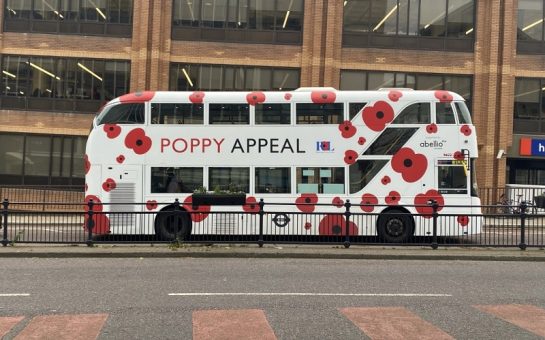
[168,293,451,297]
[0,294,30,297]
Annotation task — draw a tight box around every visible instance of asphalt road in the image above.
[1,258,545,339]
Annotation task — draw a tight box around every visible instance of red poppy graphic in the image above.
[332,197,344,208]
[284,93,292,100]
[295,193,319,213]
[362,101,395,132]
[360,193,378,213]
[146,200,158,211]
[453,151,464,160]
[84,154,90,175]
[318,214,358,236]
[243,196,260,213]
[103,124,121,139]
[388,90,402,102]
[246,91,266,106]
[385,191,401,205]
[339,120,357,138]
[183,196,210,223]
[434,90,453,103]
[84,195,102,212]
[116,155,125,164]
[391,147,428,183]
[119,91,155,103]
[125,128,152,155]
[358,137,366,145]
[102,178,116,192]
[414,189,444,218]
[84,213,110,235]
[460,125,472,136]
[189,91,205,104]
[426,124,438,134]
[381,176,391,185]
[457,215,469,227]
[311,91,336,104]
[344,150,358,165]
[304,222,312,230]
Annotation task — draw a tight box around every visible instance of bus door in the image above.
[101,165,143,234]
[436,158,470,206]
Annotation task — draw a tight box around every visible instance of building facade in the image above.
[0,0,543,188]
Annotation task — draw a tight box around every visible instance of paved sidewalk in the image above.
[0,244,544,261]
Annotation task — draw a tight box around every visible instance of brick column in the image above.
[323,0,343,88]
[300,0,326,86]
[148,0,172,91]
[130,0,152,92]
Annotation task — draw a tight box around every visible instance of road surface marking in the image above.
[0,316,24,338]
[14,314,108,340]
[0,294,30,297]
[193,309,277,340]
[475,304,545,337]
[169,293,451,297]
[340,307,454,340]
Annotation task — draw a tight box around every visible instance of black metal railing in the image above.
[1,198,544,249]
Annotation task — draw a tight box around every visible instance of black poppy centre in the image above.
[404,159,413,167]
[376,111,384,119]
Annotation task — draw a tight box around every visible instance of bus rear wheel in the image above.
[154,206,191,241]
[377,209,414,243]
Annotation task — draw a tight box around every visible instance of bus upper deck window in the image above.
[392,103,430,124]
[96,103,145,125]
[454,102,472,124]
[436,103,456,124]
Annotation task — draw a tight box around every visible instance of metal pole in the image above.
[519,201,527,250]
[431,199,439,250]
[258,199,265,247]
[86,199,94,247]
[2,199,9,247]
[344,199,351,248]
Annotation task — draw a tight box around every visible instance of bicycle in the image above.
[496,193,537,215]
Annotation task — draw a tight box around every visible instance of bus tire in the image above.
[154,206,191,241]
[377,209,414,243]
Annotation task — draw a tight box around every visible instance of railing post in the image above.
[344,199,351,248]
[430,199,439,250]
[258,199,265,247]
[2,199,9,247]
[86,199,94,247]
[173,199,181,241]
[519,201,527,250]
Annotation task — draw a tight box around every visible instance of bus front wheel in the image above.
[377,209,414,243]
[155,207,191,241]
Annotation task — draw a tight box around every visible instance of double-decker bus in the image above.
[84,88,480,242]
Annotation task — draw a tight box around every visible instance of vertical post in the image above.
[2,199,9,247]
[519,201,527,250]
[86,199,94,247]
[430,199,439,250]
[258,199,265,247]
[344,199,351,248]
[173,198,181,241]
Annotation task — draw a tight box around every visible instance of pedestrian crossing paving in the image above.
[1,304,545,339]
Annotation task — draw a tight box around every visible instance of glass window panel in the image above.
[518,0,544,41]
[395,73,406,87]
[227,0,248,28]
[436,102,456,124]
[514,78,540,119]
[209,167,249,192]
[255,167,290,193]
[446,0,474,38]
[407,0,419,35]
[416,74,443,91]
[5,0,32,19]
[363,128,418,155]
[419,0,447,37]
[199,65,223,90]
[0,134,24,176]
[296,103,344,124]
[60,0,79,21]
[80,0,107,22]
[173,0,200,26]
[76,60,104,100]
[33,0,61,20]
[151,167,203,193]
[369,0,398,34]
[2,55,30,97]
[255,103,290,124]
[349,102,367,120]
[397,0,409,35]
[392,102,431,124]
[72,137,86,179]
[438,165,467,194]
[276,0,303,31]
[117,0,132,23]
[445,76,471,101]
[28,57,57,98]
[368,72,394,90]
[249,0,275,30]
[454,102,472,123]
[340,71,366,90]
[51,137,62,177]
[406,74,416,89]
[209,103,250,124]
[296,167,345,194]
[96,103,145,124]
[62,137,73,177]
[202,0,227,28]
[151,103,204,124]
[24,135,51,177]
[272,69,299,90]
[343,0,371,33]
[349,159,388,193]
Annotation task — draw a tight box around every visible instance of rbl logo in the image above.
[316,141,334,152]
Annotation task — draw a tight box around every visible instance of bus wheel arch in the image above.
[154,205,192,241]
[376,207,415,243]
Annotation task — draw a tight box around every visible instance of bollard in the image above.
[86,199,94,247]
[519,201,527,250]
[258,199,265,247]
[344,200,352,248]
[430,199,439,250]
[2,199,9,247]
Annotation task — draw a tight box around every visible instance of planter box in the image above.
[191,193,246,206]
[534,195,545,209]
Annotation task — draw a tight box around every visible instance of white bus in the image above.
[84,88,481,242]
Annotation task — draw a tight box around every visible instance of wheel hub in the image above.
[385,218,404,237]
